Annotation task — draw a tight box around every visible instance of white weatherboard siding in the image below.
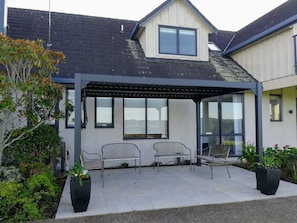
[231,27,295,82]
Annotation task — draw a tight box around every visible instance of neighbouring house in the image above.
[216,0,297,150]
[3,0,295,167]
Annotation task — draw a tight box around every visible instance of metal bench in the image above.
[101,143,141,187]
[153,141,192,172]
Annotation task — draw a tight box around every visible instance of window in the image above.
[159,26,197,56]
[200,94,244,156]
[208,42,221,51]
[95,97,114,128]
[124,98,168,139]
[293,35,297,74]
[270,95,281,121]
[65,89,86,128]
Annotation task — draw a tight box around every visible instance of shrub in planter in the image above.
[68,162,91,212]
[256,147,281,195]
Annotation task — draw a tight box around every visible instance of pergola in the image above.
[72,73,263,163]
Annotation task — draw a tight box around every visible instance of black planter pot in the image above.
[70,177,91,212]
[256,166,281,195]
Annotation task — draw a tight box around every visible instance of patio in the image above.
[55,165,297,219]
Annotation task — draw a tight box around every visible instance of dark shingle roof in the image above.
[223,0,297,55]
[209,30,235,52]
[6,8,255,83]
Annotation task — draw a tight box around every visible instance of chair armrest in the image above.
[82,150,101,160]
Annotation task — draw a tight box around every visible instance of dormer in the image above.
[130,0,217,61]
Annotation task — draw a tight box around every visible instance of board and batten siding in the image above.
[138,0,210,61]
[231,27,295,83]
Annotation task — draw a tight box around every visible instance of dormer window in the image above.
[159,26,197,56]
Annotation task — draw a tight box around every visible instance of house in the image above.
[1,0,266,167]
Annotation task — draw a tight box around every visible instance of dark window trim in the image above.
[158,25,197,56]
[94,97,114,128]
[270,94,282,122]
[65,88,86,129]
[200,93,245,156]
[123,98,169,140]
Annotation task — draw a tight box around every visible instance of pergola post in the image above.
[255,82,263,157]
[74,73,82,163]
[195,99,201,166]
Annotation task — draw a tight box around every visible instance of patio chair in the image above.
[80,149,101,170]
[195,144,231,179]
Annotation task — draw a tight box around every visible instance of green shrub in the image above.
[0,181,41,222]
[25,168,61,217]
[277,147,297,182]
[0,169,60,222]
[0,166,23,182]
[8,124,62,177]
[240,143,257,170]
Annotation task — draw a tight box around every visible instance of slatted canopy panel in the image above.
[77,74,257,100]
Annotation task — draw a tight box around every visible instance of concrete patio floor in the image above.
[55,165,297,219]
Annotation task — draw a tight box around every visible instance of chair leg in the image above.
[101,161,105,187]
[225,164,231,178]
[210,165,213,179]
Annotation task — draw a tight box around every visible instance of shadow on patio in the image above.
[55,165,297,219]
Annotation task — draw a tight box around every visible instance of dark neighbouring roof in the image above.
[223,0,297,55]
[209,30,235,52]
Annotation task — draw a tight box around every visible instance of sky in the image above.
[8,0,288,31]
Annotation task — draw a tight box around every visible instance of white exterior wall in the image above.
[244,87,297,148]
[262,87,297,148]
[59,95,197,167]
[138,0,210,61]
[243,92,256,144]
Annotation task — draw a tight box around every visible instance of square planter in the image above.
[256,166,281,195]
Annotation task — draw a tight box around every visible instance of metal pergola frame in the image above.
[72,73,263,163]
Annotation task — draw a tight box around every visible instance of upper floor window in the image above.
[95,97,114,128]
[159,26,197,56]
[270,94,281,121]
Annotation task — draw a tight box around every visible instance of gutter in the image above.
[52,77,74,84]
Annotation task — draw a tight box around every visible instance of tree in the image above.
[0,34,65,166]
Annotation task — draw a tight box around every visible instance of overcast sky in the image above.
[8,0,288,31]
